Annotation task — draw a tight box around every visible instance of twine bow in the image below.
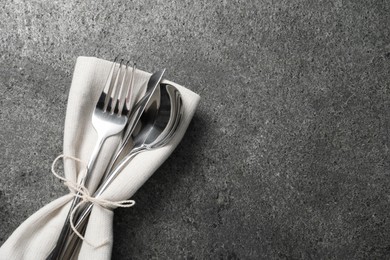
[51,155,135,247]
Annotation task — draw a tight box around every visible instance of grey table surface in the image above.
[1,0,390,259]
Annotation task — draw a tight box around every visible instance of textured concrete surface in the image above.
[1,0,390,259]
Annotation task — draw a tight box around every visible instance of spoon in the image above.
[102,69,166,181]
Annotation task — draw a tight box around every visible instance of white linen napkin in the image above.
[0,56,200,260]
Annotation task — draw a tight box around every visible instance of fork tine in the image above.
[102,59,123,112]
[102,59,117,99]
[117,60,131,115]
[105,59,124,114]
[108,59,124,112]
[97,57,118,110]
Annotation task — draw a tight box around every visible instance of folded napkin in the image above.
[0,57,200,260]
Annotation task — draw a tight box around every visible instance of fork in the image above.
[46,57,135,260]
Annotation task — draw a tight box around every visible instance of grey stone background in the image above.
[1,0,390,259]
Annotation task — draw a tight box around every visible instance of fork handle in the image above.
[55,148,144,258]
[46,136,105,260]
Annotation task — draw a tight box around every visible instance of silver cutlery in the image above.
[46,53,180,259]
[60,84,183,258]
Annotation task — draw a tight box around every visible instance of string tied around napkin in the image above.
[51,154,136,247]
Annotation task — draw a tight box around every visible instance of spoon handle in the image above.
[47,135,105,260]
[58,148,145,257]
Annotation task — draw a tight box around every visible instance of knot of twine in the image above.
[51,154,135,247]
